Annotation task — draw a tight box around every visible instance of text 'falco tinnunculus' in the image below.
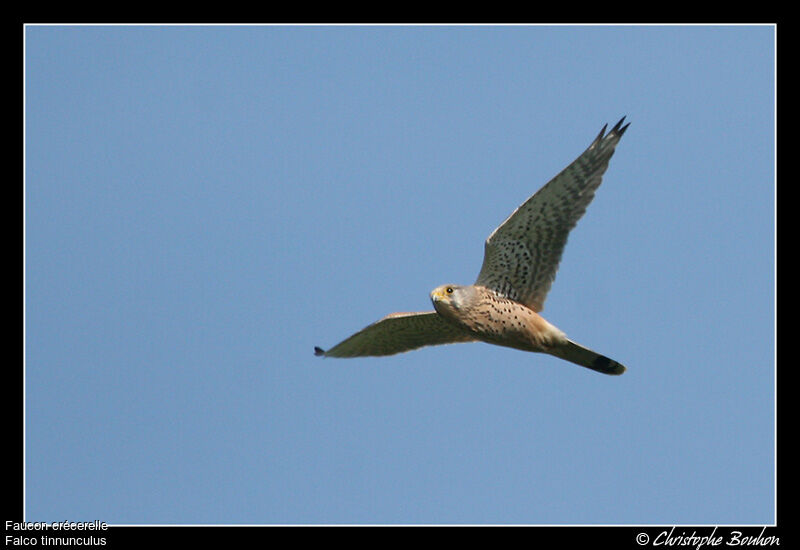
[315,117,630,375]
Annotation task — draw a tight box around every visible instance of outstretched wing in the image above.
[475,117,630,312]
[315,311,477,358]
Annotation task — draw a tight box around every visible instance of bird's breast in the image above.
[455,290,567,352]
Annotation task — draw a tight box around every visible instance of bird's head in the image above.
[430,284,473,320]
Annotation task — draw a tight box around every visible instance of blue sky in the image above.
[24,25,775,525]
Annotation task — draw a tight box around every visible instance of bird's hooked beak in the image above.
[430,288,446,303]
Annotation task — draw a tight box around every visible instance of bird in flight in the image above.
[315,117,630,375]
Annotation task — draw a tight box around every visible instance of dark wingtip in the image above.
[314,346,326,357]
[593,117,630,146]
[594,122,609,143]
[611,115,630,137]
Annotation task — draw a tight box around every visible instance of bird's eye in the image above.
[446,287,453,294]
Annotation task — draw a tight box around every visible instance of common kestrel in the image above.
[315,117,630,375]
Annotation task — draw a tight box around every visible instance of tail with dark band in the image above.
[548,339,626,375]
